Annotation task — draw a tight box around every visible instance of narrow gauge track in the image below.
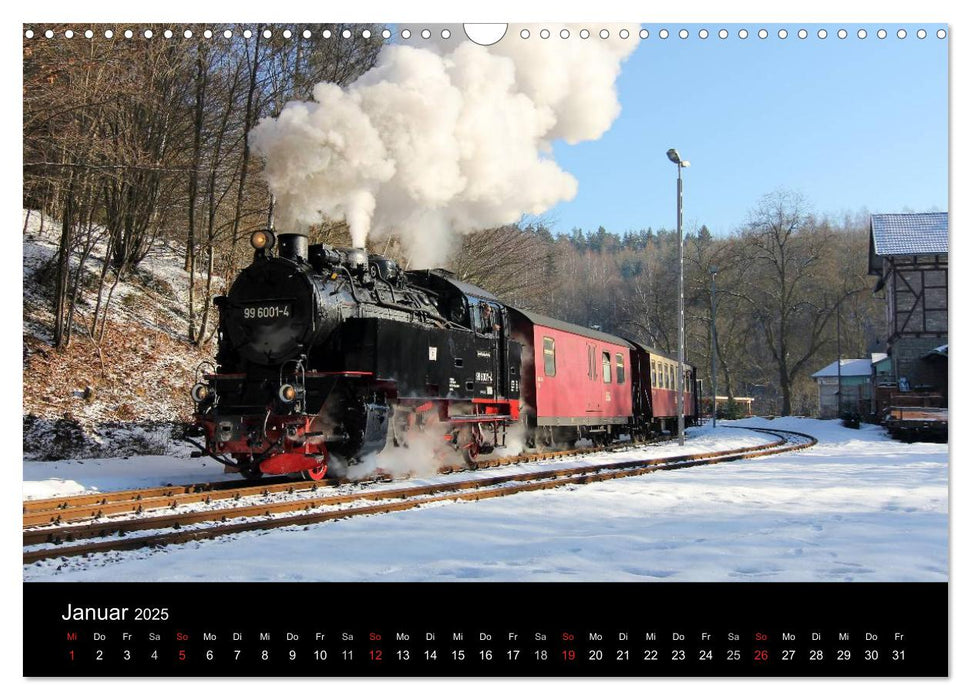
[23,427,816,565]
[23,441,665,528]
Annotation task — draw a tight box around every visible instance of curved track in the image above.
[23,427,816,565]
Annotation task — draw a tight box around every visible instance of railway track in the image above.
[23,427,816,565]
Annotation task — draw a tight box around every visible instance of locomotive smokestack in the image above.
[278,233,309,262]
[346,248,367,272]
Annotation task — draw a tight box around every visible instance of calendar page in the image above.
[21,16,949,679]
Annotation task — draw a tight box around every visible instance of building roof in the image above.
[870,212,948,256]
[812,358,874,378]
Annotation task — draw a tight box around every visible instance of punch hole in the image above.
[401,29,411,39]
[619,29,630,39]
[897,29,907,39]
[698,29,709,39]
[24,29,33,38]
[757,28,767,39]
[857,29,867,39]
[124,30,133,39]
[600,29,609,39]
[560,29,569,39]
[144,30,153,39]
[877,29,887,39]
[778,29,787,39]
[520,29,530,39]
[283,29,292,39]
[639,29,648,39]
[798,29,808,39]
[382,29,391,39]
[105,30,113,38]
[164,29,173,39]
[678,29,688,39]
[264,29,272,39]
[342,29,351,39]
[738,29,748,39]
[184,30,193,39]
[362,29,371,39]
[917,29,927,39]
[463,24,507,46]
[718,29,728,39]
[223,30,232,39]
[936,29,946,39]
[659,29,669,39]
[421,29,431,39]
[817,29,827,39]
[323,30,332,39]
[579,29,589,39]
[837,29,847,39]
[65,30,74,38]
[441,29,451,39]
[540,29,550,39]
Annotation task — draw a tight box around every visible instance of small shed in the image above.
[812,358,874,418]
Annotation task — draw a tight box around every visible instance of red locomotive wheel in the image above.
[302,463,328,481]
[462,440,479,468]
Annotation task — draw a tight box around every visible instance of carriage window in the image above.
[602,351,612,383]
[651,361,656,387]
[665,364,671,389]
[616,354,625,384]
[543,337,556,377]
[588,345,596,380]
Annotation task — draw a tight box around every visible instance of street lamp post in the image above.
[667,148,689,446]
[709,265,718,429]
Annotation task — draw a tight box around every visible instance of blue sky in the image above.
[546,24,949,237]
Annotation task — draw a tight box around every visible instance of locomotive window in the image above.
[471,304,483,333]
[543,336,556,377]
[616,354,625,384]
[479,303,495,334]
[602,351,611,384]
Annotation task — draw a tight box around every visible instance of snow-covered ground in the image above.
[22,417,947,582]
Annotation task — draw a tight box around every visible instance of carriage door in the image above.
[586,343,602,414]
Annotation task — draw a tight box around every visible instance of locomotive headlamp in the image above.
[191,383,211,403]
[250,230,276,251]
[278,384,297,403]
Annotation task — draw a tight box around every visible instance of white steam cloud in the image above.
[251,24,640,267]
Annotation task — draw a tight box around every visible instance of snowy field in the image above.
[22,417,947,582]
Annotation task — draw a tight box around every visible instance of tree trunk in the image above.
[53,166,77,348]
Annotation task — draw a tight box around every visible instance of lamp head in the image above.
[667,148,690,167]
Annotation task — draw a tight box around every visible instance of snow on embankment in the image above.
[23,419,948,582]
[22,209,216,459]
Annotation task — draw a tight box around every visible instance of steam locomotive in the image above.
[187,230,698,480]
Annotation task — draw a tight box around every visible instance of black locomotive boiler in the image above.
[188,231,523,479]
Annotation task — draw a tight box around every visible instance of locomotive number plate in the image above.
[242,302,293,321]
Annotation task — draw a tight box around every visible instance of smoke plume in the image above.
[251,24,639,267]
